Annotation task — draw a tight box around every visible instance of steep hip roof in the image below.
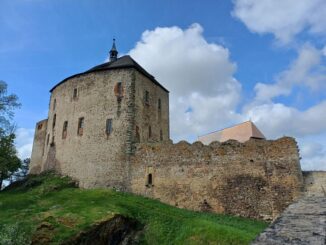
[50,55,169,93]
[198,121,266,144]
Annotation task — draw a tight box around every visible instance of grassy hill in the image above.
[0,172,267,244]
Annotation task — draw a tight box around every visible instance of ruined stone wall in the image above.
[30,119,48,174]
[303,171,326,196]
[130,137,303,221]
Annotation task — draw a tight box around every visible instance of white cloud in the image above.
[244,101,326,139]
[254,44,325,102]
[126,23,326,169]
[15,128,34,159]
[232,0,326,43]
[129,24,242,141]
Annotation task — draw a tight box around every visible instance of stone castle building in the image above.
[30,41,323,221]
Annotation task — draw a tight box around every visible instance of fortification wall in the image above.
[130,137,303,221]
[30,119,48,174]
[303,171,326,196]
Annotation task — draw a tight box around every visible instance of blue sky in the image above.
[1,0,326,170]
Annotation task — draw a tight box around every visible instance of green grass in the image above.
[0,172,267,244]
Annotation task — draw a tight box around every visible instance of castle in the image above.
[30,41,312,221]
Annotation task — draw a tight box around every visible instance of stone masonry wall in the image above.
[303,171,326,196]
[30,67,170,190]
[30,119,48,174]
[130,137,303,221]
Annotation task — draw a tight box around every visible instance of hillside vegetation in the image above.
[0,172,267,244]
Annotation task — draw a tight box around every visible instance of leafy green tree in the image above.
[0,81,21,189]
[0,132,21,189]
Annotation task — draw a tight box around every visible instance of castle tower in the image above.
[30,40,170,189]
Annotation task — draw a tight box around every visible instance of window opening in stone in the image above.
[78,117,84,136]
[148,126,152,139]
[147,173,153,186]
[73,88,78,99]
[50,136,55,146]
[135,126,140,142]
[38,123,42,130]
[52,114,56,129]
[145,90,149,105]
[158,99,161,110]
[62,121,68,139]
[106,119,113,136]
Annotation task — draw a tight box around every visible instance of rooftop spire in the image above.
[109,38,118,62]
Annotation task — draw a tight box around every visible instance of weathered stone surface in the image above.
[303,171,326,197]
[29,68,169,189]
[129,137,303,220]
[252,196,326,245]
[30,60,306,221]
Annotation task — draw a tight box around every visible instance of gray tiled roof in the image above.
[50,55,169,93]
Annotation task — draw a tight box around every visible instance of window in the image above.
[106,119,113,135]
[62,121,68,139]
[135,126,140,143]
[50,136,55,146]
[78,117,84,136]
[158,98,162,120]
[148,125,152,139]
[160,129,163,141]
[73,88,78,99]
[52,114,56,129]
[37,123,43,130]
[158,99,161,110]
[145,90,149,105]
[53,99,56,110]
[147,173,153,186]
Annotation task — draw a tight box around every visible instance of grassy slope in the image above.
[0,173,267,244]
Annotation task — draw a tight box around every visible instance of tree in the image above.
[0,132,21,189]
[0,80,21,133]
[12,158,30,182]
[0,81,21,189]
